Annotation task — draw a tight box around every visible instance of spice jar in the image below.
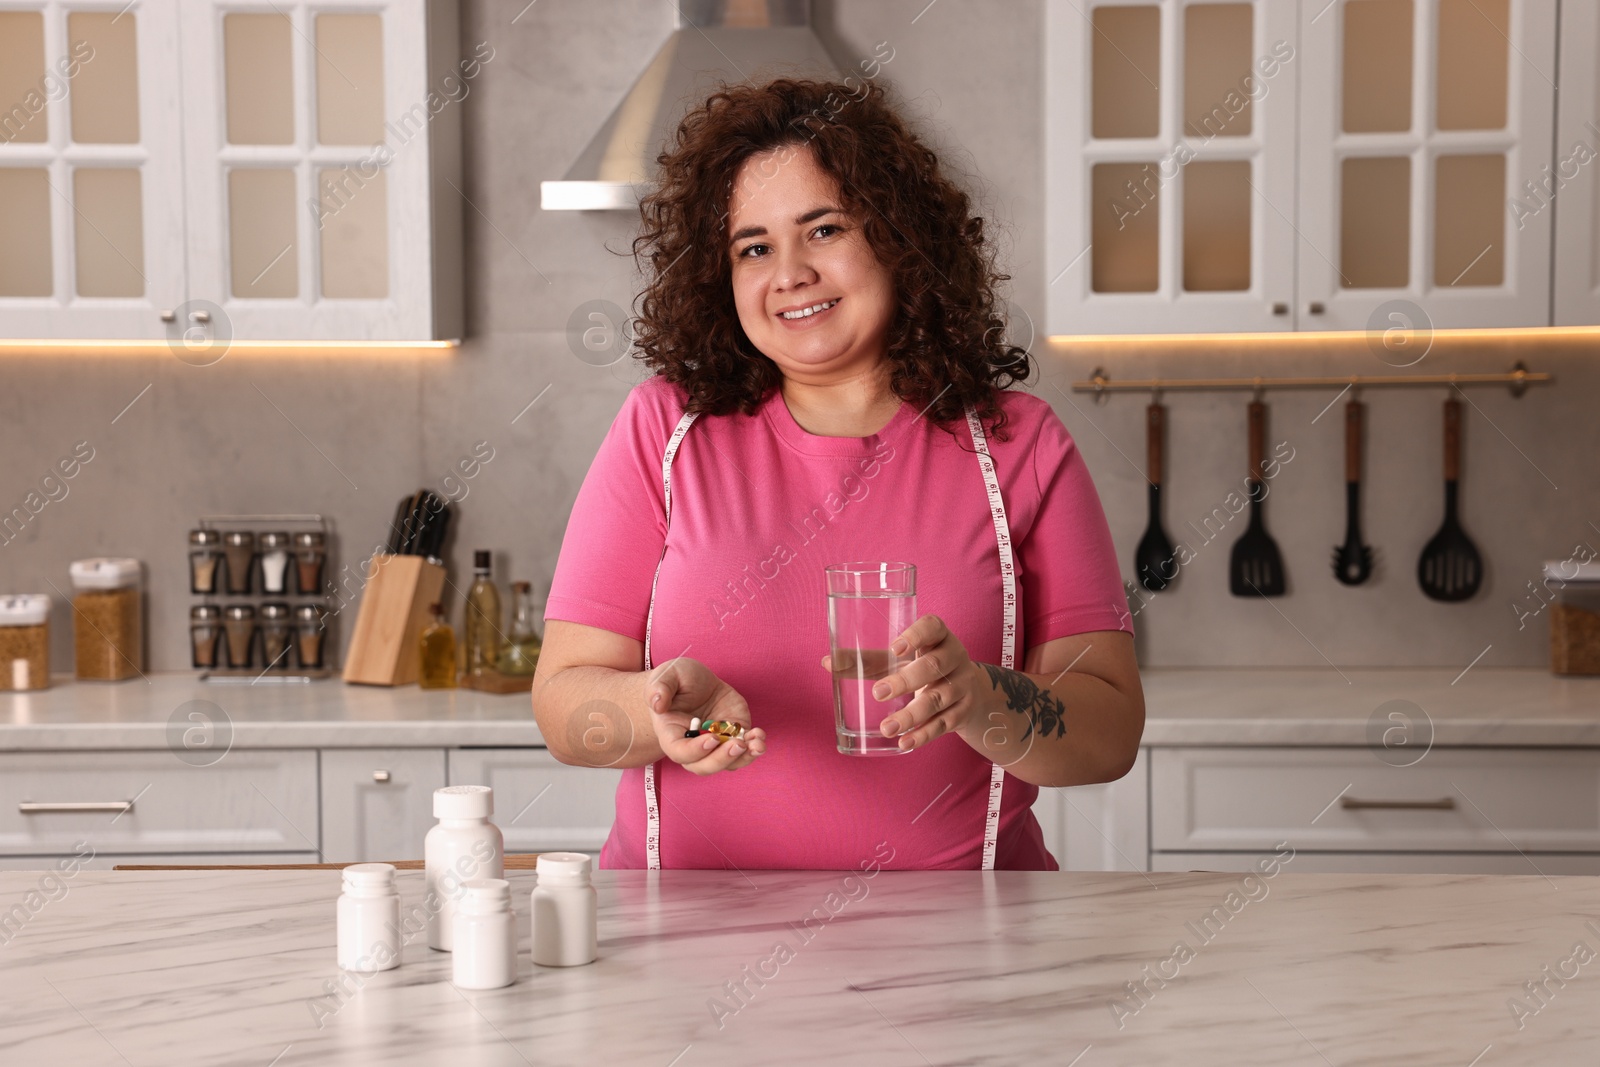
[294,531,326,595]
[188,529,223,595]
[1548,561,1600,675]
[190,604,222,669]
[259,532,292,596]
[69,558,142,682]
[222,531,255,595]
[260,602,292,669]
[222,604,257,669]
[295,603,327,669]
[0,594,51,691]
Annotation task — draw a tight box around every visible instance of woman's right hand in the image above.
[646,657,766,774]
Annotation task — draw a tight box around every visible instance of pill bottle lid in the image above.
[434,784,493,819]
[535,851,592,886]
[461,878,511,903]
[342,862,396,889]
[0,594,50,626]
[68,558,140,590]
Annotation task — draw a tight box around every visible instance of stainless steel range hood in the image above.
[540,0,846,211]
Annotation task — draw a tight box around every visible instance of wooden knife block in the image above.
[342,554,447,686]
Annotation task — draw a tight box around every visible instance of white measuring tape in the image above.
[641,403,1014,870]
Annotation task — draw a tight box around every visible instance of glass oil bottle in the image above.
[463,550,502,679]
[496,581,542,677]
[418,602,458,689]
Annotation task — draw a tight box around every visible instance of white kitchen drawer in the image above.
[0,751,318,856]
[0,852,320,872]
[1152,852,1600,876]
[1151,747,1600,853]
[448,749,621,854]
[320,748,447,863]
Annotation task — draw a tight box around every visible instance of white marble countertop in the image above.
[4,866,1598,1065]
[1,668,1598,750]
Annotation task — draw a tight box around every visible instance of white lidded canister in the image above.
[425,785,503,950]
[451,878,518,990]
[531,852,597,967]
[336,863,401,972]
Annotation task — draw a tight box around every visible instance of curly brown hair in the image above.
[629,77,1032,444]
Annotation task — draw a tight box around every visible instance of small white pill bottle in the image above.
[452,878,518,990]
[425,785,504,951]
[336,862,401,972]
[531,851,597,967]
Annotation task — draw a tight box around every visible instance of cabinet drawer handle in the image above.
[19,801,135,815]
[1340,796,1456,811]
[372,770,391,783]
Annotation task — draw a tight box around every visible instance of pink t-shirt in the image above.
[544,375,1132,870]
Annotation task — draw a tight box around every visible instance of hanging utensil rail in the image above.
[1074,361,1550,401]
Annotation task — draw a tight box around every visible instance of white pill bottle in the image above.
[452,878,518,990]
[425,785,503,950]
[336,862,401,971]
[531,851,597,967]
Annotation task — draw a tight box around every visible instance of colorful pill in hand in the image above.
[683,719,746,742]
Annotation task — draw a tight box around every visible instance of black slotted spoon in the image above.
[1417,396,1482,601]
[1332,398,1374,585]
[1229,399,1286,597]
[1135,401,1177,592]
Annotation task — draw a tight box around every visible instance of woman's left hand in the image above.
[819,614,980,752]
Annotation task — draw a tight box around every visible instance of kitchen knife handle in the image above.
[1146,402,1164,487]
[1443,396,1461,483]
[1345,399,1363,484]
[1247,400,1265,483]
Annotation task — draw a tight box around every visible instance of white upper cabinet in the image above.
[179,0,462,343]
[1048,0,1301,334]
[0,0,461,343]
[0,2,185,339]
[1553,1,1600,325]
[1298,0,1555,331]
[1047,0,1561,335]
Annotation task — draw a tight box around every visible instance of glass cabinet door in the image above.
[1048,0,1299,335]
[178,1,439,341]
[0,1,184,339]
[1553,1,1600,326]
[1297,0,1556,330]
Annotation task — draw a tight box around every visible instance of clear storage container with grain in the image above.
[1547,560,1600,676]
[0,593,51,691]
[69,558,143,681]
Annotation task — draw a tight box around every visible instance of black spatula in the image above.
[1229,400,1286,597]
[1417,397,1482,601]
[1135,401,1177,591]
[1332,398,1374,585]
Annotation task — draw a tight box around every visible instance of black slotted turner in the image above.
[1229,399,1286,596]
[1135,401,1177,592]
[1417,397,1482,601]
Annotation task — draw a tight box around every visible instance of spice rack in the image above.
[189,514,336,683]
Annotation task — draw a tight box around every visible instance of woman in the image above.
[533,78,1143,871]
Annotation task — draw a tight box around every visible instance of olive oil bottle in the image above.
[418,602,458,689]
[496,581,541,676]
[463,550,502,679]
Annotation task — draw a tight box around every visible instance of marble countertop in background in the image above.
[3,866,1598,1065]
[1,667,1597,749]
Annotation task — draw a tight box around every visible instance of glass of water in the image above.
[826,562,917,756]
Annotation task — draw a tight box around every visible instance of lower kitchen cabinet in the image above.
[448,749,622,857]
[0,852,321,872]
[0,750,319,857]
[1151,852,1600,875]
[319,748,447,864]
[1035,748,1151,872]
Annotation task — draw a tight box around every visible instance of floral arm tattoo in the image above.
[977,663,1067,743]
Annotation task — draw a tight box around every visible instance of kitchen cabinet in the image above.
[1553,1,1600,325]
[0,750,319,857]
[1046,0,1560,335]
[0,2,185,339]
[319,747,446,863]
[0,0,462,343]
[448,748,621,858]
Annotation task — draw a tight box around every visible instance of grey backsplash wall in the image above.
[0,0,1592,674]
